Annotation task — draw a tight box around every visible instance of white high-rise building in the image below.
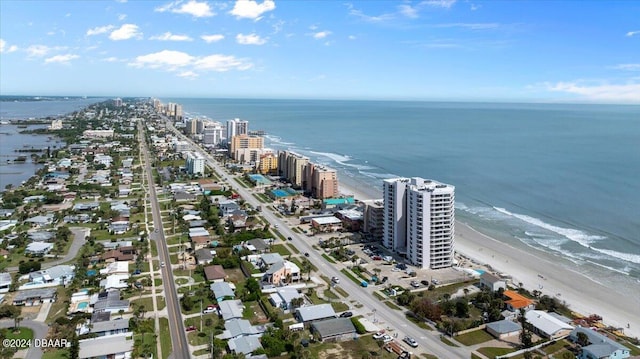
[383,177,455,269]
[185,152,205,175]
[226,118,249,142]
[203,122,224,145]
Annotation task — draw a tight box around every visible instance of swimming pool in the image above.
[77,302,89,309]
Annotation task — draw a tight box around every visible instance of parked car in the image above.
[132,269,141,275]
[410,281,420,288]
[382,335,393,343]
[185,326,197,332]
[420,280,430,286]
[339,311,353,318]
[203,308,216,314]
[331,276,340,284]
[403,336,418,348]
[372,331,386,339]
[161,262,165,268]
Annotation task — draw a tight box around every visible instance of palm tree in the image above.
[301,258,312,281]
[118,309,125,319]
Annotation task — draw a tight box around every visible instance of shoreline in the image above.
[338,181,640,339]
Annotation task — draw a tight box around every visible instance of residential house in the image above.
[295,304,336,324]
[12,288,57,306]
[25,214,55,228]
[195,248,214,265]
[311,318,357,342]
[569,327,631,359]
[101,248,135,262]
[191,235,213,251]
[311,216,343,233]
[79,332,134,359]
[525,310,574,340]
[73,202,100,211]
[87,320,130,337]
[28,265,75,286]
[100,274,129,290]
[25,242,54,256]
[244,238,270,254]
[211,282,235,302]
[99,261,130,275]
[480,272,507,292]
[259,253,284,269]
[217,318,266,340]
[0,272,11,293]
[268,287,303,311]
[0,209,16,217]
[229,211,248,230]
[204,265,227,282]
[174,191,197,202]
[263,260,300,286]
[486,320,522,339]
[28,231,55,242]
[92,290,130,314]
[228,336,263,356]
[218,300,244,321]
[109,217,129,235]
[503,290,535,312]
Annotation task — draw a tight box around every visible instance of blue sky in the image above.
[1,0,639,103]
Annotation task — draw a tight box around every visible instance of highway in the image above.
[139,122,191,359]
[164,119,470,358]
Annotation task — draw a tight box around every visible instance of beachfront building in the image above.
[569,327,630,359]
[185,151,205,175]
[257,153,278,175]
[203,122,224,146]
[383,177,455,269]
[311,165,339,199]
[230,134,264,161]
[525,310,574,340]
[278,151,309,189]
[362,199,384,241]
[226,118,249,142]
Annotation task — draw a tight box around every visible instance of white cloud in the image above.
[0,39,18,53]
[102,57,121,62]
[156,1,215,18]
[613,64,640,71]
[44,54,79,64]
[118,14,127,21]
[201,34,225,43]
[229,0,275,20]
[115,0,128,3]
[421,0,457,8]
[347,4,395,23]
[470,3,480,11]
[313,31,331,39]
[398,4,419,18]
[26,45,52,57]
[348,35,356,40]
[129,50,253,74]
[150,32,193,41]
[626,30,640,37]
[546,81,640,103]
[236,33,266,45]
[86,25,115,36]
[194,54,253,71]
[109,24,142,40]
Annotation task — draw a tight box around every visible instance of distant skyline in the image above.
[1,0,639,104]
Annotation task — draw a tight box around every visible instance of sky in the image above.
[1,0,639,103]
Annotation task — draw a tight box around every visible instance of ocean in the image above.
[164,98,640,290]
[0,96,106,190]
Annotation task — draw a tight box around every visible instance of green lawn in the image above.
[42,349,70,359]
[271,244,291,256]
[306,335,397,359]
[46,288,70,323]
[287,244,300,254]
[340,268,363,285]
[322,253,336,263]
[131,297,154,312]
[334,286,349,298]
[1,327,34,346]
[184,315,222,346]
[477,347,515,357]
[455,329,494,346]
[134,332,158,359]
[542,339,572,355]
[159,318,172,359]
[331,302,350,312]
[405,313,434,331]
[440,336,460,347]
[384,301,401,310]
[157,296,166,310]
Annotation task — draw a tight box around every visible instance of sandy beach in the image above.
[339,182,640,339]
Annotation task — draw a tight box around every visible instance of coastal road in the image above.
[0,319,49,359]
[165,120,470,358]
[139,122,190,359]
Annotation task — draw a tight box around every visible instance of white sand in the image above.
[338,181,640,338]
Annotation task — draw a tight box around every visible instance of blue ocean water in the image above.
[165,98,640,284]
[0,96,105,190]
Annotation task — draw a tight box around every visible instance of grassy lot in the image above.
[46,288,70,323]
[159,318,171,359]
[305,335,396,359]
[477,347,515,357]
[271,244,291,256]
[321,253,336,263]
[405,313,434,331]
[157,296,166,310]
[541,339,572,355]
[287,244,300,254]
[455,329,494,346]
[173,269,205,283]
[341,268,363,285]
[373,291,385,301]
[131,297,154,312]
[1,327,34,346]
[42,349,70,359]
[150,241,158,257]
[184,314,222,346]
[334,286,349,298]
[331,302,350,312]
[134,333,158,359]
[384,301,401,310]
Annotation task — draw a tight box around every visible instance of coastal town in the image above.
[0,98,637,359]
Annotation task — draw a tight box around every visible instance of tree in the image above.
[519,308,533,348]
[70,332,80,359]
[576,331,589,347]
[118,309,125,319]
[455,300,470,318]
[301,258,312,281]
